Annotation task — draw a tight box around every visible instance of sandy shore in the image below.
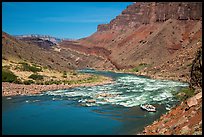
[2,78,114,97]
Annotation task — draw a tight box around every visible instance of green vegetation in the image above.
[2,61,105,86]
[131,63,149,72]
[176,87,195,101]
[62,71,67,78]
[44,80,62,85]
[23,80,35,85]
[43,75,102,85]
[28,74,44,80]
[2,69,18,82]
[13,79,23,84]
[70,71,78,76]
[2,65,11,70]
[43,66,48,69]
[187,63,192,67]
[163,119,169,124]
[31,63,41,68]
[19,62,42,72]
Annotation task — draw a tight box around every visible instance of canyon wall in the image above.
[97,2,202,32]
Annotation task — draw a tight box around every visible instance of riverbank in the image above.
[110,69,189,83]
[108,68,202,135]
[138,88,202,135]
[2,77,113,97]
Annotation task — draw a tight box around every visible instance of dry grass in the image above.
[2,59,95,84]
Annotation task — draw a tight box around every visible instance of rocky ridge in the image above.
[15,34,62,44]
[97,2,202,32]
[78,2,202,83]
[2,32,115,71]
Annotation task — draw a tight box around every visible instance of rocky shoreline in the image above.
[138,89,202,135]
[112,70,189,83]
[2,78,114,97]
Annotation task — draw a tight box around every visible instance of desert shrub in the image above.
[72,75,100,84]
[44,81,51,85]
[36,81,44,85]
[43,66,48,69]
[139,63,148,66]
[62,71,67,78]
[131,63,149,72]
[71,71,78,76]
[23,80,35,85]
[13,78,23,84]
[132,67,139,72]
[28,74,44,80]
[14,65,21,70]
[32,63,41,68]
[2,56,7,60]
[2,65,11,70]
[187,63,192,67]
[2,69,18,82]
[19,62,42,72]
[176,87,195,101]
[44,80,62,85]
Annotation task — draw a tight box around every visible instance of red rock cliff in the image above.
[97,2,202,32]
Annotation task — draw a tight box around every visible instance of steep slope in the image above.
[2,32,115,71]
[77,2,202,83]
[190,47,202,90]
[140,47,202,135]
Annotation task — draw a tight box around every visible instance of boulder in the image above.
[176,116,188,126]
[159,128,168,134]
[96,93,117,98]
[86,99,96,103]
[195,92,202,100]
[180,126,190,135]
[187,96,198,107]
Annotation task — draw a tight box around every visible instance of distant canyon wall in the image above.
[97,2,202,31]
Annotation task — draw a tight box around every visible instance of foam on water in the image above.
[44,72,188,110]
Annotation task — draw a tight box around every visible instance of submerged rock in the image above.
[96,93,117,98]
[85,99,96,103]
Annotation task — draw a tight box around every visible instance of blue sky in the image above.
[2,2,132,39]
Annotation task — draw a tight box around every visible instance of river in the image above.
[2,69,188,135]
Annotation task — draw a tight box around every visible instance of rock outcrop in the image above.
[2,32,115,71]
[190,47,202,90]
[78,2,202,84]
[97,2,202,32]
[15,34,62,44]
[139,46,202,135]
[140,90,202,135]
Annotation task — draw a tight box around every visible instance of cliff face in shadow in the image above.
[190,47,202,90]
